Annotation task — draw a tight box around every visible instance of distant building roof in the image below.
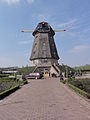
[2,71,17,74]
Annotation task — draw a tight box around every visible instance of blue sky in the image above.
[0,0,90,67]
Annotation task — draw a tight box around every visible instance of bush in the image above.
[0,84,19,100]
[0,77,28,99]
[0,81,19,93]
[60,80,66,84]
[68,83,90,99]
[84,85,90,94]
[68,79,84,90]
[0,78,19,93]
[67,78,90,98]
[0,74,9,78]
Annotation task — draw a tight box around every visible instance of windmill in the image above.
[22,22,66,77]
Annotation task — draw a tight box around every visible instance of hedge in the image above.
[60,80,66,84]
[68,83,90,99]
[19,80,28,86]
[0,84,19,100]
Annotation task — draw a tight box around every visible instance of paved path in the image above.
[0,78,90,120]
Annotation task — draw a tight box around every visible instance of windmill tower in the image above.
[22,22,66,77]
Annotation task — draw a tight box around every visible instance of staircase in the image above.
[50,64,60,77]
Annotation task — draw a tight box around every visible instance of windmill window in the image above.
[41,59,47,63]
[43,43,45,46]
[39,23,42,28]
[42,42,46,50]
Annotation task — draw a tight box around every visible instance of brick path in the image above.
[0,78,90,120]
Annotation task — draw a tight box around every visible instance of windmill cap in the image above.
[33,22,55,36]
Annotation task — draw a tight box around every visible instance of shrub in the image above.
[0,84,19,100]
[68,79,84,90]
[68,83,90,99]
[67,78,90,98]
[60,80,66,84]
[83,85,90,94]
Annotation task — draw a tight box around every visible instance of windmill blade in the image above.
[21,30,34,33]
[54,29,66,32]
[21,29,66,33]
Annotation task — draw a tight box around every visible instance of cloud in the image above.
[0,56,16,67]
[1,0,20,5]
[1,0,35,5]
[27,0,35,4]
[57,19,78,29]
[18,39,33,45]
[32,13,50,23]
[57,16,90,41]
[38,14,49,20]
[71,45,89,53]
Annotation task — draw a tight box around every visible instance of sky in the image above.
[0,0,90,67]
